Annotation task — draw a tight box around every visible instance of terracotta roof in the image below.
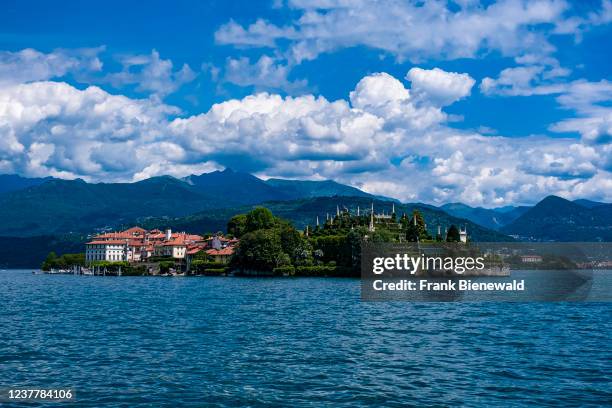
[86,240,128,245]
[185,234,204,241]
[87,228,205,249]
[206,236,234,242]
[164,238,186,246]
[206,247,234,256]
[123,226,146,235]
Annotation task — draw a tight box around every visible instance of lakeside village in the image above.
[42,202,581,277]
[43,203,476,277]
[42,204,576,277]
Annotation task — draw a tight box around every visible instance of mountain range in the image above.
[138,193,611,242]
[138,196,512,242]
[184,169,375,205]
[0,170,610,267]
[0,170,382,236]
[439,202,529,230]
[439,198,612,241]
[501,196,612,241]
[0,170,516,241]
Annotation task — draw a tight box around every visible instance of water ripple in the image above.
[0,271,610,407]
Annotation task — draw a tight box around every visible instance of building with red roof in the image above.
[85,227,239,265]
[205,247,235,264]
[85,227,207,262]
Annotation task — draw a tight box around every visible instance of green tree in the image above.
[279,224,302,256]
[61,253,85,267]
[245,207,275,232]
[227,214,247,237]
[278,222,314,266]
[311,233,361,267]
[370,229,395,243]
[191,259,206,273]
[159,261,175,273]
[291,238,313,266]
[405,210,430,241]
[42,251,58,271]
[346,228,363,271]
[193,250,210,261]
[446,225,461,242]
[232,229,285,271]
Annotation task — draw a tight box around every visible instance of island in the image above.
[41,204,473,277]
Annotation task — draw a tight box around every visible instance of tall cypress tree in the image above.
[446,225,461,242]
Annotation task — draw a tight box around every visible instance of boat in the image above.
[45,268,75,275]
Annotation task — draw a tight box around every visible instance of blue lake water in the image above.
[1,270,610,407]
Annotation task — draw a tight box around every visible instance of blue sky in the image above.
[0,0,611,206]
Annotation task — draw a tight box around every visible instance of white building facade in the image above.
[85,240,128,262]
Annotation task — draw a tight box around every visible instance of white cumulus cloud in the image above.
[215,0,611,63]
[1,65,611,206]
[0,47,103,87]
[223,55,308,94]
[406,67,475,106]
[104,49,196,97]
[0,81,178,179]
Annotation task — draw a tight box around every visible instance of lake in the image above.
[1,270,610,407]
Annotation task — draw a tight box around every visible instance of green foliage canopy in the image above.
[245,207,275,232]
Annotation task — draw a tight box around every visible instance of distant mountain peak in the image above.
[137,175,183,185]
[501,195,612,241]
[539,195,567,203]
[534,195,582,211]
